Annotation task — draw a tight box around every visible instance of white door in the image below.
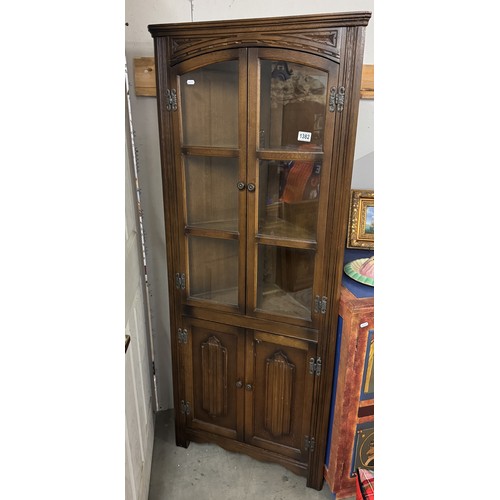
[125,84,155,500]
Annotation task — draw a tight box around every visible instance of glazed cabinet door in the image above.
[182,318,246,440]
[244,330,317,464]
[246,49,340,329]
[169,47,340,328]
[169,49,248,315]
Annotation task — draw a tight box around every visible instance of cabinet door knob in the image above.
[245,383,253,391]
[235,380,243,388]
[247,183,256,192]
[237,181,246,191]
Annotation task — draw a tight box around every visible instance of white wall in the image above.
[125,0,374,409]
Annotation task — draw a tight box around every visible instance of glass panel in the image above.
[181,61,239,148]
[185,156,239,231]
[188,236,238,306]
[256,244,314,321]
[258,159,321,240]
[259,60,327,151]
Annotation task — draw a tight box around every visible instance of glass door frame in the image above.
[245,48,340,329]
[167,46,341,329]
[170,48,249,315]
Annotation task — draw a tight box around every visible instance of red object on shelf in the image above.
[356,468,374,500]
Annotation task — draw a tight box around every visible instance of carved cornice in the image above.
[149,12,371,38]
[149,12,372,64]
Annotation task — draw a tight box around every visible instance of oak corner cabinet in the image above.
[148,12,371,490]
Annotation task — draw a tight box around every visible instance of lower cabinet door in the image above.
[183,318,246,440]
[244,330,317,463]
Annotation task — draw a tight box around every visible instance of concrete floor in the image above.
[148,409,354,500]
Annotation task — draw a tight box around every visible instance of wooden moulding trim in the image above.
[152,36,187,445]
[148,12,372,37]
[307,24,367,491]
[184,306,319,343]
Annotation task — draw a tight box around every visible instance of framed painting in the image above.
[347,190,374,250]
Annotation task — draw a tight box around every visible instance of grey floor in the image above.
[148,409,354,500]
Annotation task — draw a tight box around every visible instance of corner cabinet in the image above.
[148,12,371,490]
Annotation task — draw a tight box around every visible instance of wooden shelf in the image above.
[190,287,239,305]
[186,220,239,236]
[258,218,317,248]
[259,285,312,320]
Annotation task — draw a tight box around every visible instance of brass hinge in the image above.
[329,86,346,112]
[309,357,322,376]
[177,328,188,344]
[304,436,316,452]
[175,273,186,290]
[180,400,191,415]
[314,295,327,314]
[166,89,178,111]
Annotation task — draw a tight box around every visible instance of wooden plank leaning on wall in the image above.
[132,57,374,99]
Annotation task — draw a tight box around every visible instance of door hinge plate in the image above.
[175,272,186,290]
[314,295,327,314]
[304,436,316,452]
[180,400,191,415]
[329,86,346,112]
[166,89,178,111]
[177,328,188,344]
[309,357,322,376]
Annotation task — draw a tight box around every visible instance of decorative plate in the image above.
[344,258,374,287]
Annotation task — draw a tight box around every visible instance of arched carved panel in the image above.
[264,351,295,437]
[201,336,228,417]
[169,30,340,65]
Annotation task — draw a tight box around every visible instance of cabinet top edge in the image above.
[148,11,372,37]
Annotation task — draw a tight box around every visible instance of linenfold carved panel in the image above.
[201,336,228,417]
[264,351,295,437]
[170,31,340,64]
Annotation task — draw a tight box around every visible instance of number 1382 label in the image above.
[297,131,312,142]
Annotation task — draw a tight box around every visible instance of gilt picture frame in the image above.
[347,190,374,249]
